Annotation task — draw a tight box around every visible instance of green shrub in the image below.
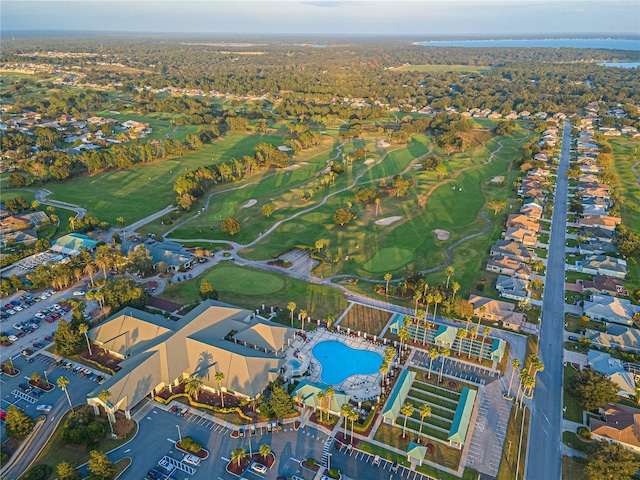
[180,436,202,453]
[306,457,315,467]
[22,464,53,480]
[577,426,591,439]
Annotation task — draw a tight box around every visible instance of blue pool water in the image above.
[312,340,383,385]
[290,359,301,369]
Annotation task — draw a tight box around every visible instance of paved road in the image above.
[526,120,571,480]
[1,353,102,479]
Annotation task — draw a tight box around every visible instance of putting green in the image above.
[362,247,415,273]
[212,265,285,295]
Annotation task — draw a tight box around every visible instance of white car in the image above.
[7,309,16,315]
[73,291,86,296]
[8,335,18,342]
[13,306,23,312]
[39,294,48,300]
[36,405,52,412]
[182,454,201,467]
[250,463,268,474]
[35,313,46,319]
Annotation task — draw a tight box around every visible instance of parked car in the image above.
[568,336,579,342]
[31,389,44,397]
[146,470,162,480]
[182,454,201,467]
[250,463,267,474]
[8,335,18,342]
[44,317,55,323]
[36,405,52,412]
[33,342,45,349]
[13,323,23,331]
[21,349,34,356]
[44,335,54,342]
[18,383,32,393]
[73,291,86,296]
[390,462,399,473]
[373,455,380,466]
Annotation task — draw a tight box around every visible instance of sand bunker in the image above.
[433,229,451,241]
[242,199,258,208]
[299,161,309,165]
[375,216,402,226]
[283,164,301,172]
[364,159,375,165]
[376,139,390,148]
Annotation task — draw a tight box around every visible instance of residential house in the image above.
[519,206,543,221]
[506,214,540,232]
[584,294,640,325]
[582,227,615,243]
[503,227,538,247]
[582,204,609,217]
[587,325,640,354]
[486,256,533,280]
[490,240,535,263]
[578,215,620,231]
[495,275,530,302]
[587,351,636,398]
[521,197,544,211]
[580,255,627,279]
[578,242,617,256]
[582,275,625,296]
[468,295,527,329]
[0,229,37,247]
[591,404,640,453]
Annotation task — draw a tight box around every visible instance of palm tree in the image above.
[349,407,359,443]
[432,292,443,323]
[456,328,467,356]
[445,266,454,289]
[532,360,545,379]
[418,403,432,440]
[379,362,389,384]
[524,373,537,401]
[185,376,203,401]
[316,391,325,422]
[78,323,92,356]
[438,348,450,383]
[427,348,438,380]
[398,326,410,352]
[95,245,113,279]
[515,368,527,412]
[287,302,296,327]
[527,353,540,375]
[98,389,114,435]
[506,358,521,399]
[341,404,351,442]
[478,327,490,363]
[69,216,76,232]
[413,291,423,320]
[424,293,433,325]
[214,371,225,407]
[451,281,460,300]
[232,447,246,467]
[84,262,97,287]
[399,402,414,439]
[57,376,73,412]
[30,372,41,384]
[404,315,417,344]
[326,386,335,419]
[468,326,478,359]
[299,310,308,332]
[259,443,271,461]
[384,273,392,293]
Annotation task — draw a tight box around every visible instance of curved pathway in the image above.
[15,188,87,219]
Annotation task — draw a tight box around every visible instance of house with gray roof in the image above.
[86,300,297,419]
[587,325,640,354]
[584,294,640,325]
[495,275,530,302]
[123,240,195,272]
[578,242,617,256]
[580,255,627,279]
[490,240,535,263]
[587,350,636,398]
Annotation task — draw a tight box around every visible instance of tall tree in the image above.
[438,348,450,383]
[56,461,82,480]
[427,347,438,380]
[506,358,521,399]
[287,302,296,327]
[384,273,392,293]
[78,323,92,356]
[399,402,414,438]
[299,309,308,332]
[259,443,271,462]
[487,199,507,215]
[215,371,225,408]
[478,327,491,363]
[569,368,619,412]
[87,450,116,480]
[585,441,640,480]
[221,216,242,236]
[57,375,73,412]
[4,406,35,440]
[445,266,454,289]
[456,328,467,356]
[418,403,432,440]
[199,279,218,300]
[232,447,246,467]
[185,376,203,401]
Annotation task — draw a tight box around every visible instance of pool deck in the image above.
[284,327,387,402]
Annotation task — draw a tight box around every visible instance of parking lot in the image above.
[1,286,96,362]
[412,350,499,386]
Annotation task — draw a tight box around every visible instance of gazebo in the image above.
[407,442,427,466]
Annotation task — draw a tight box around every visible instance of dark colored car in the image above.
[31,389,44,397]
[146,469,162,480]
[33,342,45,349]
[44,335,54,342]
[18,383,32,393]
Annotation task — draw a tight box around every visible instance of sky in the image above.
[2,0,639,37]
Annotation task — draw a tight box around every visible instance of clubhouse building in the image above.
[87,300,297,419]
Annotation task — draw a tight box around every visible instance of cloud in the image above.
[303,1,349,7]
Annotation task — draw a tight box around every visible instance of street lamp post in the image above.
[327,452,332,471]
[176,424,182,443]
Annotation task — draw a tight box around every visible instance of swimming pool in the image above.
[312,340,383,385]
[290,359,301,369]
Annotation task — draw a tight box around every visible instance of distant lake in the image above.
[597,61,640,68]
[416,39,640,51]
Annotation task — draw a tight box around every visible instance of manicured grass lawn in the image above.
[32,410,136,479]
[373,422,462,471]
[497,406,529,480]
[562,431,595,453]
[564,313,602,334]
[535,248,548,259]
[358,441,411,467]
[608,138,640,295]
[563,365,584,423]
[46,132,289,225]
[562,456,587,480]
[338,303,392,335]
[0,189,36,203]
[159,262,347,320]
[565,271,591,284]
